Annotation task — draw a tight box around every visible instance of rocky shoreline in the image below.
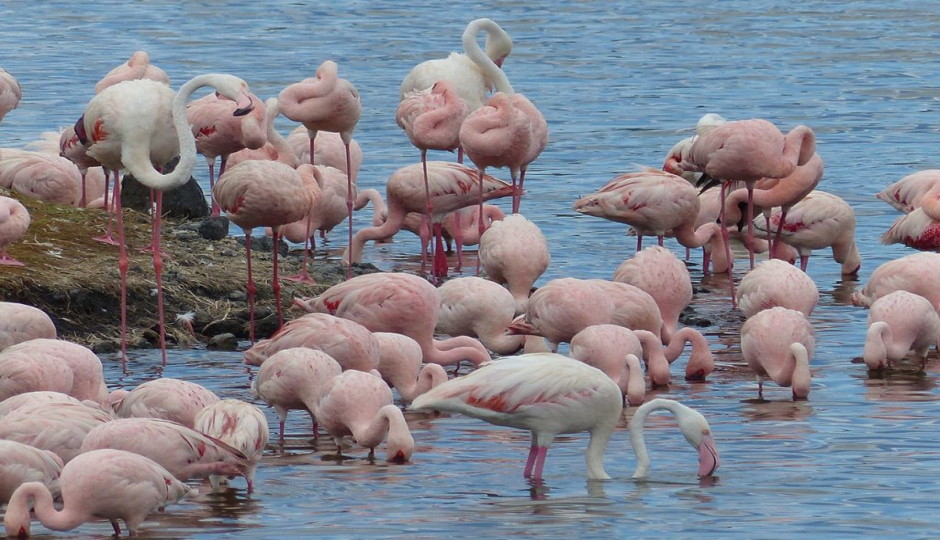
[0,191,380,353]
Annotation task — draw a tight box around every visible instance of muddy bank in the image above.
[0,193,379,353]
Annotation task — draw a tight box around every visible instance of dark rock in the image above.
[121,156,210,219]
[198,216,230,241]
[227,290,248,302]
[207,333,239,351]
[237,235,289,256]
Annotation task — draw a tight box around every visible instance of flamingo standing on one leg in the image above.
[278,60,361,279]
[508,94,548,213]
[77,74,255,367]
[93,51,169,94]
[0,196,29,266]
[741,306,815,400]
[612,246,692,344]
[397,80,469,278]
[213,160,315,341]
[863,291,940,371]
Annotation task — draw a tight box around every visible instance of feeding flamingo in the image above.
[436,276,531,355]
[0,439,63,505]
[0,348,74,402]
[373,332,448,403]
[478,213,551,315]
[741,306,815,400]
[613,246,692,344]
[111,377,220,428]
[0,401,114,463]
[0,68,21,123]
[851,252,940,310]
[569,325,647,407]
[3,338,108,403]
[863,291,940,371]
[194,399,270,493]
[736,259,818,318]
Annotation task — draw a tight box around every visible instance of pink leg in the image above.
[702,248,711,275]
[283,216,316,284]
[765,213,773,260]
[523,442,539,478]
[475,168,485,276]
[111,521,121,536]
[772,210,788,259]
[532,446,549,479]
[636,233,643,252]
[746,184,755,270]
[207,161,219,217]
[0,246,24,266]
[345,142,354,280]
[418,217,431,275]
[272,229,284,329]
[718,182,736,307]
[658,235,664,247]
[152,191,167,367]
[432,222,448,279]
[513,166,527,214]
[453,212,464,272]
[278,419,286,444]
[94,170,120,245]
[685,246,691,260]
[309,136,316,166]
[79,170,87,208]
[245,229,257,344]
[800,253,810,272]
[420,150,436,276]
[114,175,129,371]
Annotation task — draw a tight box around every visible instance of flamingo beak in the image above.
[495,57,506,68]
[74,114,88,145]
[233,92,254,117]
[697,433,720,477]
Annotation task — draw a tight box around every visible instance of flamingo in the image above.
[227,98,299,168]
[286,127,362,183]
[721,153,824,258]
[3,449,192,538]
[397,80,470,277]
[111,377,220,428]
[0,391,85,419]
[0,195,29,267]
[881,208,940,250]
[0,151,105,208]
[0,349,74,402]
[572,168,730,275]
[754,190,860,274]
[478,214,551,315]
[662,113,727,182]
[876,169,940,214]
[278,60,361,278]
[613,246,692,344]
[94,51,169,94]
[341,161,514,274]
[398,204,505,271]
[507,93,548,213]
[243,312,380,372]
[0,401,114,463]
[678,118,816,274]
[736,259,818,318]
[741,306,815,400]
[863,291,940,371]
[294,272,492,369]
[314,369,414,462]
[250,347,342,443]
[194,399,269,493]
[412,354,719,480]
[436,276,530,355]
[0,302,56,351]
[373,332,448,402]
[59,126,111,225]
[851,252,940,310]
[400,18,514,112]
[0,439,63,505]
[213,160,316,340]
[569,325,646,407]
[0,68,21,123]
[80,417,249,483]
[187,89,268,215]
[77,73,256,366]
[3,339,109,403]
[266,164,323,285]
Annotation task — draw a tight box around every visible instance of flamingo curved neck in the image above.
[585,425,615,480]
[665,327,708,363]
[424,336,491,366]
[8,483,85,532]
[265,99,297,167]
[463,20,514,95]
[630,399,687,478]
[634,329,671,386]
[784,125,816,168]
[863,321,890,369]
[790,342,811,397]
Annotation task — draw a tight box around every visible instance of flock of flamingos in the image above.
[1,16,940,537]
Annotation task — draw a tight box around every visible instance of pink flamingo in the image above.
[111,377,220,428]
[59,127,110,224]
[244,312,380,371]
[436,276,530,355]
[314,370,415,461]
[78,74,255,366]
[736,259,818,318]
[287,127,362,182]
[662,113,727,182]
[94,51,169,94]
[0,391,85,418]
[194,399,269,493]
[0,151,105,208]
[299,165,384,241]
[399,204,505,271]
[863,291,940,371]
[251,347,342,443]
[213,160,315,340]
[880,207,940,250]
[754,190,860,274]
[80,417,249,482]
[3,339,108,403]
[613,246,692,344]
[570,325,646,407]
[227,98,299,168]
[278,60,361,278]
[397,80,469,276]
[478,213,551,315]
[187,90,268,215]
[3,449,192,538]
[507,93,548,213]
[268,164,323,284]
[722,153,824,258]
[0,68,21,123]
[0,401,114,463]
[0,302,56,351]
[508,277,664,351]
[572,168,730,274]
[678,118,816,274]
[852,252,940,310]
[0,439,63,504]
[459,92,532,270]
[0,195,29,266]
[412,354,719,480]
[0,349,73,402]
[341,161,514,274]
[295,272,492,369]
[741,306,815,400]
[400,18,514,112]
[876,169,940,214]
[373,332,448,403]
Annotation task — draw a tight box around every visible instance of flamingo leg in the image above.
[772,209,788,259]
[636,233,643,253]
[111,520,121,536]
[94,170,119,245]
[345,141,354,280]
[453,211,464,272]
[418,216,431,275]
[765,212,773,260]
[245,229,257,344]
[657,235,664,247]
[0,247,23,266]
[800,253,810,272]
[532,446,549,479]
[152,191,167,367]
[420,149,433,276]
[718,182,737,307]
[457,147,464,164]
[746,184,755,270]
[523,438,539,478]
[272,229,284,329]
[284,216,316,284]
[79,170,87,208]
[758,379,764,399]
[513,166,527,214]
[207,160,219,217]
[114,174,129,371]
[475,167,485,276]
[685,246,691,261]
[433,222,448,280]
[278,418,285,444]
[212,156,227,217]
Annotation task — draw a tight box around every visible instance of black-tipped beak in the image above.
[74,114,88,145]
[233,96,254,117]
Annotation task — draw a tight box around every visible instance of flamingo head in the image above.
[3,487,33,537]
[676,406,720,477]
[484,26,512,68]
[210,74,254,117]
[73,114,88,145]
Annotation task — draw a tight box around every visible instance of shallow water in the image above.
[2,0,940,537]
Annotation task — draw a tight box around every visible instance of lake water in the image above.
[2,0,940,537]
